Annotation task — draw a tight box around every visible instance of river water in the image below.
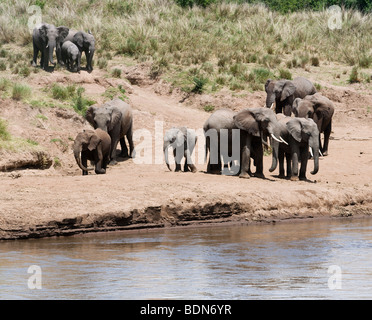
[1,217,372,300]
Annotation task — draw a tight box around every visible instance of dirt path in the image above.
[0,70,372,240]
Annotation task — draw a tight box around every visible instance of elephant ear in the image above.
[73,32,84,48]
[57,26,69,42]
[39,24,48,42]
[176,128,187,148]
[85,105,97,127]
[234,109,260,137]
[265,79,272,92]
[109,107,122,131]
[292,98,302,116]
[88,133,101,151]
[280,81,296,101]
[286,118,303,142]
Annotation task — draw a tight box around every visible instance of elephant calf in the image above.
[73,129,111,175]
[61,41,81,72]
[164,127,197,173]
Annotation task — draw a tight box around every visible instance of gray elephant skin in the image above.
[203,109,239,175]
[292,93,335,156]
[265,77,317,116]
[61,41,81,72]
[73,128,111,175]
[281,117,320,181]
[86,98,134,164]
[234,107,285,179]
[32,23,69,70]
[163,127,198,173]
[63,30,95,72]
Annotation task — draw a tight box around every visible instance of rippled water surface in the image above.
[1,218,372,299]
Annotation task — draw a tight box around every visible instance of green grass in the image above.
[12,83,31,101]
[0,118,11,141]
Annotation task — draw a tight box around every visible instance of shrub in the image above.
[348,66,360,83]
[73,87,96,116]
[191,76,208,93]
[112,68,122,78]
[19,65,31,77]
[0,118,11,141]
[51,83,68,100]
[311,56,320,67]
[12,83,31,101]
[278,68,292,80]
[0,61,6,71]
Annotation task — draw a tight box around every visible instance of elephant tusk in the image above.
[319,150,323,157]
[271,133,282,143]
[279,136,289,145]
[46,44,49,48]
[270,102,275,110]
[309,147,314,158]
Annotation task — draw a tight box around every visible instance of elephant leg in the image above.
[119,137,129,158]
[239,145,251,179]
[109,137,120,165]
[94,148,106,174]
[322,121,332,156]
[299,147,309,181]
[32,41,39,67]
[81,153,89,176]
[285,152,292,179]
[126,125,134,158]
[173,148,182,172]
[278,148,285,178]
[253,142,265,179]
[184,149,197,173]
[290,147,300,181]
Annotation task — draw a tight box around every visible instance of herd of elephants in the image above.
[31,23,335,181]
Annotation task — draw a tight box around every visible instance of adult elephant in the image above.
[163,127,197,173]
[292,93,335,156]
[73,129,111,175]
[62,30,95,72]
[268,114,292,179]
[265,77,317,116]
[203,109,240,175]
[233,107,285,179]
[285,117,320,181]
[86,98,134,164]
[31,23,69,70]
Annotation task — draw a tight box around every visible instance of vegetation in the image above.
[12,83,31,101]
[0,118,11,141]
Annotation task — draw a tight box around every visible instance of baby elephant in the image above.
[163,127,197,173]
[73,129,111,175]
[62,40,81,72]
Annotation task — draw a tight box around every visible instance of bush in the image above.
[349,66,360,83]
[278,68,292,80]
[12,83,31,101]
[0,118,11,141]
[112,68,122,78]
[73,87,96,116]
[191,76,208,93]
[174,0,217,8]
[311,56,320,67]
[0,61,6,71]
[51,84,69,100]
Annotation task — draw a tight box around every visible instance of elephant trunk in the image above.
[73,142,91,172]
[47,40,56,65]
[164,143,172,171]
[269,139,279,173]
[266,94,275,109]
[309,136,319,175]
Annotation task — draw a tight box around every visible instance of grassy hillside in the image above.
[1,0,371,94]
